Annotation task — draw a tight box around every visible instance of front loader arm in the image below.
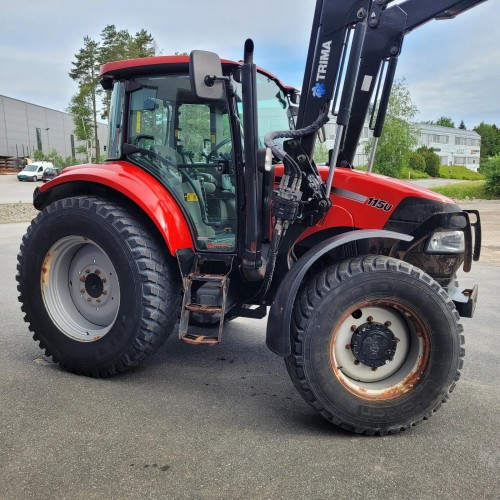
[295,0,372,159]
[339,0,488,167]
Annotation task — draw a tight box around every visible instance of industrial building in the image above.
[0,95,108,168]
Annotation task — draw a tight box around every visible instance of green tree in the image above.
[98,26,157,119]
[365,79,418,177]
[474,122,500,160]
[314,141,329,164]
[128,28,157,58]
[435,116,455,128]
[459,119,466,130]
[416,146,440,177]
[68,85,94,162]
[69,36,101,161]
[69,26,158,162]
[32,149,78,169]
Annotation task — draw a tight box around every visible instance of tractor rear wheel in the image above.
[17,196,181,377]
[285,255,464,435]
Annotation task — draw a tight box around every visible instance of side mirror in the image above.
[143,97,157,111]
[189,50,224,101]
[290,91,300,105]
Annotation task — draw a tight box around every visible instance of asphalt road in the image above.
[0,173,40,203]
[1,219,499,499]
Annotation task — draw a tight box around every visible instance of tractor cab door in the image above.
[110,75,238,252]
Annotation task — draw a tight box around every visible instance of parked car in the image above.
[17,161,54,182]
[42,167,62,183]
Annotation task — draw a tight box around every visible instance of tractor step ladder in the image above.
[179,272,230,346]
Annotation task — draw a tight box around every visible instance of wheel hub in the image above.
[84,272,104,298]
[351,322,397,368]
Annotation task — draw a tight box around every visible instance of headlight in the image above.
[426,231,465,254]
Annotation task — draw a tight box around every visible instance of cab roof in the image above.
[100,55,297,96]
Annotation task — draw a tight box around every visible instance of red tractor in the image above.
[17,0,484,434]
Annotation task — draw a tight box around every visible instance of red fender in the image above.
[37,161,193,255]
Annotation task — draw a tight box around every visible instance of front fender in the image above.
[34,162,193,255]
[265,229,413,356]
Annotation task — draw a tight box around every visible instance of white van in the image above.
[17,161,54,182]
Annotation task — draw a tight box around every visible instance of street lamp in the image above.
[45,128,50,153]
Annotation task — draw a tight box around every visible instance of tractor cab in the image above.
[102,57,296,254]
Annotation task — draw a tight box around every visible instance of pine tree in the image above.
[69,27,158,161]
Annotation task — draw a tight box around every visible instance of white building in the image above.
[323,120,482,171]
[416,123,481,171]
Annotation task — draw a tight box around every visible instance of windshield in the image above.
[234,72,295,147]
[24,165,38,172]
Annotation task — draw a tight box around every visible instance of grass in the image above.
[356,165,482,181]
[439,165,484,180]
[401,167,428,180]
[430,180,495,200]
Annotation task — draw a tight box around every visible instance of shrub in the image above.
[416,147,440,177]
[483,155,500,196]
[408,152,426,171]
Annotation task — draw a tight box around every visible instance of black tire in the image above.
[285,255,464,435]
[31,176,37,182]
[17,196,181,377]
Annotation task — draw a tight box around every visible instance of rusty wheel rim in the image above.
[329,300,430,401]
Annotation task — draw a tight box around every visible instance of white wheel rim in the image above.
[40,236,120,342]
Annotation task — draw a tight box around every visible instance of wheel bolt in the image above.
[371,366,377,371]
[80,288,85,293]
[367,316,373,323]
[102,291,107,295]
[96,299,101,303]
[354,360,360,365]
[345,344,352,349]
[385,321,392,327]
[351,325,357,332]
[102,278,107,283]
[80,276,86,282]
[395,337,401,343]
[95,269,101,275]
[87,298,92,302]
[85,269,90,274]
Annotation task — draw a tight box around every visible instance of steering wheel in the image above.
[133,134,155,146]
[205,138,232,162]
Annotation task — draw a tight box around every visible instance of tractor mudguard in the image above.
[33,162,193,255]
[266,229,413,357]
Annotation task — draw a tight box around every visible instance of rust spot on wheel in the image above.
[41,252,54,287]
[329,299,430,401]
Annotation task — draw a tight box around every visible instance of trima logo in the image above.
[316,40,332,81]
[311,40,332,98]
[311,82,326,98]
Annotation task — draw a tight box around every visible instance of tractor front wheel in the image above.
[17,196,181,377]
[286,255,464,435]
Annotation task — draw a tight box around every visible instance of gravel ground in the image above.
[0,203,38,224]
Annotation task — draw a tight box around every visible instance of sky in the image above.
[0,0,498,130]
